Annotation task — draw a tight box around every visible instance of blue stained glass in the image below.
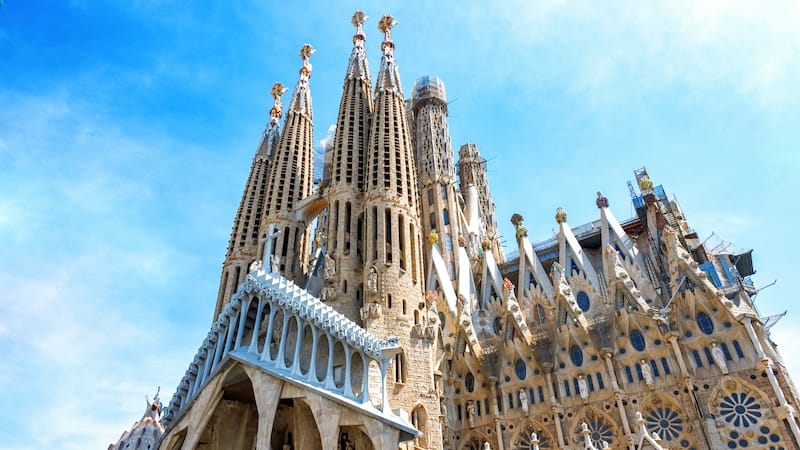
[661,357,671,375]
[571,345,584,366]
[515,359,527,380]
[576,291,590,311]
[650,360,660,377]
[515,428,553,449]
[721,343,733,360]
[631,329,646,351]
[733,340,745,358]
[645,407,684,441]
[692,350,703,368]
[697,312,714,335]
[583,419,613,447]
[704,347,714,365]
[719,392,762,428]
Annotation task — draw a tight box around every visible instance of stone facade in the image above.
[111,10,800,450]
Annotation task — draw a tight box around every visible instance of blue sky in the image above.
[1,1,798,448]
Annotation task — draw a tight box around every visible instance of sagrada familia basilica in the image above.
[109,11,800,450]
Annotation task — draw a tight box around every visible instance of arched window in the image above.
[393,352,406,384]
[411,406,428,448]
[465,372,475,392]
[696,312,714,335]
[570,345,584,367]
[630,329,646,351]
[515,359,527,380]
[576,291,590,312]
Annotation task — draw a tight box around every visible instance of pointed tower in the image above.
[108,392,164,450]
[213,83,286,319]
[362,16,442,449]
[458,143,505,261]
[260,45,316,284]
[322,11,374,322]
[410,75,462,279]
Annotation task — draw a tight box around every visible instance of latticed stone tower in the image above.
[260,44,316,284]
[361,15,442,450]
[409,76,462,280]
[458,142,504,262]
[322,11,374,323]
[213,83,286,319]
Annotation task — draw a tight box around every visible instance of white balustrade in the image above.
[162,269,400,428]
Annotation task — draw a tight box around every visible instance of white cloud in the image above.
[0,88,213,449]
[452,0,800,110]
[319,123,336,150]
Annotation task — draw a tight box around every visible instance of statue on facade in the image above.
[249,259,262,272]
[367,266,378,293]
[426,298,439,340]
[467,400,476,428]
[640,360,654,388]
[519,388,529,415]
[578,375,589,400]
[270,254,280,273]
[325,252,336,280]
[711,342,729,374]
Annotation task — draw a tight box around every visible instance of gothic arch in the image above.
[196,364,259,450]
[511,419,555,449]
[337,426,374,450]
[411,404,429,449]
[458,430,491,450]
[638,392,697,449]
[708,377,788,449]
[270,396,322,450]
[569,406,620,449]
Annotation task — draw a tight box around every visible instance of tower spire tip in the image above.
[269,82,287,120]
[298,44,315,80]
[352,10,368,44]
[378,15,396,52]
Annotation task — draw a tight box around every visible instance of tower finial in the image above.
[269,82,288,121]
[299,43,315,80]
[352,10,368,45]
[378,15,396,53]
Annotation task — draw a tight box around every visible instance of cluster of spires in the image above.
[214,11,415,319]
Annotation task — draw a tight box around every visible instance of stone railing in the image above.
[162,268,401,428]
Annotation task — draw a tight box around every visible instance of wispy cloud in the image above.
[446,0,800,110]
[0,86,222,448]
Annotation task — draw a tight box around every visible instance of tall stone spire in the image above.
[322,11,374,322]
[362,16,442,449]
[213,83,286,319]
[458,143,505,261]
[409,75,461,279]
[260,44,316,284]
[374,15,403,95]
